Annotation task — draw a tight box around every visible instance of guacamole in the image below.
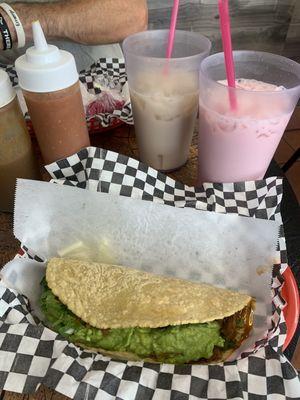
[40,279,225,363]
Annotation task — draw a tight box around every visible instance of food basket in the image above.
[1,58,133,135]
[0,147,299,399]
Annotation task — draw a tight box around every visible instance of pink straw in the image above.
[166,0,180,59]
[218,0,237,110]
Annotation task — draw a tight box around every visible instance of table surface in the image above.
[0,125,299,399]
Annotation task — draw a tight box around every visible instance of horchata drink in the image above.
[123,30,211,172]
[129,71,199,171]
[198,51,300,184]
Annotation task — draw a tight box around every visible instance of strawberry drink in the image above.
[198,51,300,184]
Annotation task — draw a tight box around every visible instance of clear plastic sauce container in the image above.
[15,21,90,164]
[0,70,40,212]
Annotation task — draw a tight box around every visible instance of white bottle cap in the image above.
[15,21,79,93]
[0,70,16,108]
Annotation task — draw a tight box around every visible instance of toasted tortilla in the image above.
[46,258,251,329]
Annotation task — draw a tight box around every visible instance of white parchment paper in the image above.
[1,178,281,359]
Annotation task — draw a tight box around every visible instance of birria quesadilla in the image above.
[40,258,254,364]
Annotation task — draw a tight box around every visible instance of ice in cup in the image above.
[198,51,300,184]
[123,30,211,172]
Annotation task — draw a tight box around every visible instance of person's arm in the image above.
[1,0,148,48]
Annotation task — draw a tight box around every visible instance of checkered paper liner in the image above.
[0,58,133,127]
[1,147,299,399]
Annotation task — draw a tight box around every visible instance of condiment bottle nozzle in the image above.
[32,20,48,52]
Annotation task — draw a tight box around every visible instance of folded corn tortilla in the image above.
[40,258,254,364]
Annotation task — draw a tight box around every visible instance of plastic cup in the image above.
[123,30,211,172]
[197,51,300,184]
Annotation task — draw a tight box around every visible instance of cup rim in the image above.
[122,29,211,62]
[199,50,300,94]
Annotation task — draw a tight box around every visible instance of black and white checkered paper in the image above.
[0,147,299,399]
[0,58,133,127]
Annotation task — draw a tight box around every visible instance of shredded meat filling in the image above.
[195,301,254,364]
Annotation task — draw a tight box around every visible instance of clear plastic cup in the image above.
[123,30,211,172]
[198,51,300,184]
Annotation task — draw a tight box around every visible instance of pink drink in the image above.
[198,79,292,183]
[197,51,300,184]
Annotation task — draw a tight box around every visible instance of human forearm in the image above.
[53,0,148,44]
[1,0,147,48]
[5,2,59,43]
